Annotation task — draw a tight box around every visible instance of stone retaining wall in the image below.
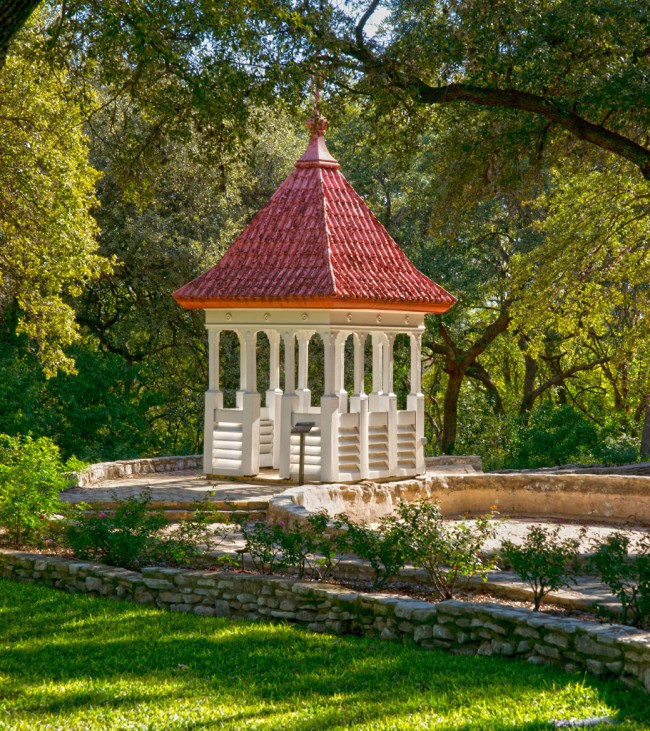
[269,472,650,526]
[1,550,648,692]
[75,455,202,486]
[494,462,650,477]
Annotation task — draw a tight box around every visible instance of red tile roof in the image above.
[174,117,456,313]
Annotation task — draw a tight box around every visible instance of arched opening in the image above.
[256,331,270,396]
[393,333,411,410]
[364,334,373,397]
[343,334,355,397]
[308,332,324,407]
[219,330,240,408]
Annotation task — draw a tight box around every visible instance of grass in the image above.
[0,580,649,730]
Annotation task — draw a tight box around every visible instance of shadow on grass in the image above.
[0,579,648,730]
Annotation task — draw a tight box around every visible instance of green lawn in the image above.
[0,580,648,730]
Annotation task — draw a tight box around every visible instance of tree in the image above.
[0,0,41,67]
[316,0,650,178]
[0,14,110,375]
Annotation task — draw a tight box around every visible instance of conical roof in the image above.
[173,114,456,313]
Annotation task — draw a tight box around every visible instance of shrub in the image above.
[595,433,640,466]
[0,434,79,547]
[393,500,497,599]
[509,405,599,469]
[66,491,231,570]
[234,517,287,574]
[589,532,650,628]
[340,515,408,588]
[150,497,233,568]
[500,525,584,610]
[306,512,351,579]
[65,491,168,569]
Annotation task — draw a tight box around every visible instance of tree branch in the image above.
[0,0,41,67]
[412,81,650,180]
[355,0,380,48]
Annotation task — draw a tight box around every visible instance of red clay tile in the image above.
[174,122,456,313]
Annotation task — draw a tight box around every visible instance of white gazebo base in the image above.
[203,308,426,483]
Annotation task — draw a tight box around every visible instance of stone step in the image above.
[79,508,266,524]
[80,500,269,511]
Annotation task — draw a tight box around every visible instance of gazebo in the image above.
[174,111,456,482]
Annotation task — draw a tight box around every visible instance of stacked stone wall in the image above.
[1,550,649,692]
[75,455,202,486]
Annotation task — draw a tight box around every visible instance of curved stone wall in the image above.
[268,472,650,526]
[75,455,202,486]
[1,550,648,692]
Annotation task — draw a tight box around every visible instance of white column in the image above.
[407,331,426,474]
[320,330,340,482]
[349,332,369,479]
[265,331,283,469]
[203,328,223,475]
[385,333,398,475]
[369,332,389,412]
[295,331,312,411]
[239,330,260,476]
[335,332,348,413]
[280,330,298,479]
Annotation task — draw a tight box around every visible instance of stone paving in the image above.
[61,470,282,507]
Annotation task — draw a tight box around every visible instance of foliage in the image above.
[235,511,350,579]
[65,491,229,569]
[151,498,233,569]
[0,14,111,376]
[501,526,584,611]
[3,581,649,731]
[589,533,650,629]
[234,518,288,575]
[65,492,168,569]
[392,501,497,600]
[0,434,79,547]
[340,515,409,588]
[509,405,599,469]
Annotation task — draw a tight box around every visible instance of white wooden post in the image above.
[369,332,384,412]
[265,330,283,469]
[239,330,260,476]
[296,331,312,411]
[280,330,298,479]
[336,333,348,413]
[349,332,369,479]
[203,329,223,474]
[320,330,340,482]
[407,331,426,474]
[384,333,398,475]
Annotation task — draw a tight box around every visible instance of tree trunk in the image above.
[441,371,464,454]
[641,395,650,460]
[0,0,42,67]
[519,351,538,415]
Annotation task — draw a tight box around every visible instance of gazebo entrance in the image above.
[204,309,425,482]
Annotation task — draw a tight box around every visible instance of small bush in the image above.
[66,492,232,570]
[589,532,650,628]
[394,500,497,599]
[0,434,79,547]
[150,498,233,568]
[234,517,287,574]
[65,491,168,569]
[509,405,599,469]
[595,433,640,466]
[500,525,584,610]
[340,515,408,588]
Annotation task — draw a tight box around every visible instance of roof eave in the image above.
[173,293,456,314]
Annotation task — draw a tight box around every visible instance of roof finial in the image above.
[307,72,327,137]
